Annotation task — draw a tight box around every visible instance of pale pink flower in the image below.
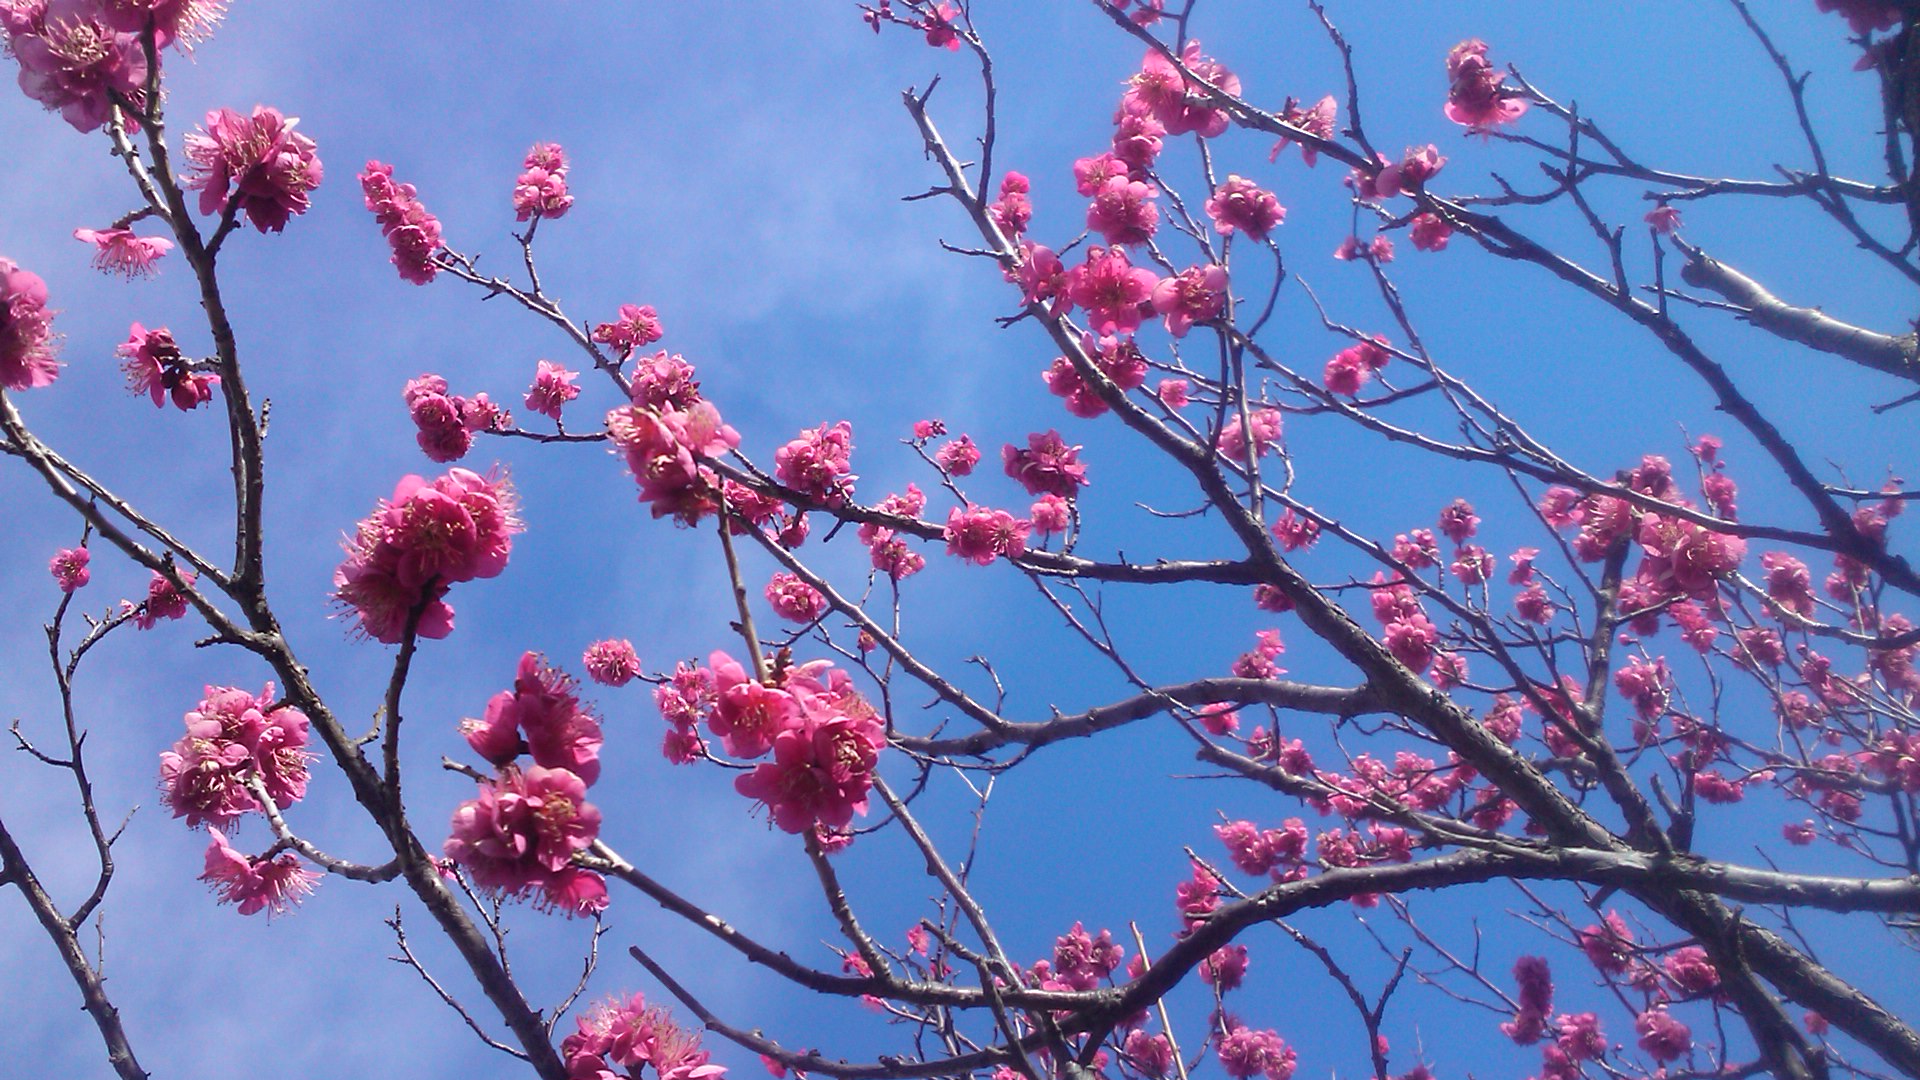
[0,257,60,391]
[1410,213,1453,251]
[360,161,444,284]
[583,639,641,687]
[525,358,581,420]
[1445,40,1528,130]
[185,106,324,233]
[1204,175,1285,238]
[200,830,318,917]
[1030,493,1072,535]
[72,227,173,277]
[1150,263,1227,337]
[593,304,664,356]
[49,546,90,592]
[1216,408,1283,460]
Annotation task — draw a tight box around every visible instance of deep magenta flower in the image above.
[332,468,521,643]
[6,2,149,132]
[118,323,217,410]
[1065,246,1159,336]
[0,257,59,391]
[443,764,606,916]
[732,695,885,834]
[200,830,318,917]
[513,141,574,221]
[49,546,90,592]
[1150,263,1227,337]
[944,505,1030,565]
[186,105,323,232]
[525,358,581,421]
[1205,175,1285,239]
[593,304,665,357]
[1001,429,1089,499]
[1444,40,1528,129]
[361,160,444,284]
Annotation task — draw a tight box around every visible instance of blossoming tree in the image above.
[2,2,1919,1079]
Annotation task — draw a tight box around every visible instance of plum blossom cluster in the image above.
[403,373,510,462]
[513,142,574,221]
[653,651,886,836]
[185,105,323,233]
[1444,39,1527,129]
[592,304,665,357]
[446,652,609,914]
[118,323,217,411]
[332,467,521,642]
[604,355,750,524]
[561,992,726,1080]
[0,256,58,390]
[361,160,445,285]
[158,685,321,916]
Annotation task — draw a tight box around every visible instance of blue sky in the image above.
[2,3,1917,1078]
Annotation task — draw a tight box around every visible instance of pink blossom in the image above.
[1384,614,1437,673]
[776,421,856,506]
[525,359,581,421]
[934,434,981,476]
[1053,921,1124,990]
[1634,1007,1691,1063]
[1645,204,1682,235]
[1636,516,1745,597]
[101,0,227,48]
[583,639,641,687]
[1030,493,1072,535]
[72,227,172,277]
[1157,378,1191,408]
[0,258,59,390]
[185,106,324,233]
[563,993,727,1080]
[6,4,148,132]
[444,764,607,915]
[133,569,193,629]
[1111,107,1166,169]
[118,323,217,410]
[1086,176,1160,246]
[333,468,521,642]
[1371,145,1446,198]
[1578,911,1634,974]
[944,505,1029,565]
[1073,152,1132,197]
[200,830,318,917]
[766,572,827,623]
[1002,429,1089,499]
[1205,175,1286,238]
[606,400,740,523]
[920,2,961,49]
[1333,236,1362,262]
[1200,944,1249,991]
[1216,408,1283,460]
[1271,95,1338,165]
[1445,40,1528,130]
[1216,1025,1295,1080]
[513,142,574,221]
[1124,40,1239,139]
[733,694,886,834]
[594,304,665,356]
[1010,240,1067,312]
[1271,509,1320,552]
[50,546,90,592]
[1409,213,1453,251]
[360,160,444,284]
[1124,1031,1174,1077]
[1066,246,1159,336]
[161,683,313,828]
[987,171,1032,238]
[1151,263,1227,337]
[1815,0,1902,35]
[1369,236,1395,262]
